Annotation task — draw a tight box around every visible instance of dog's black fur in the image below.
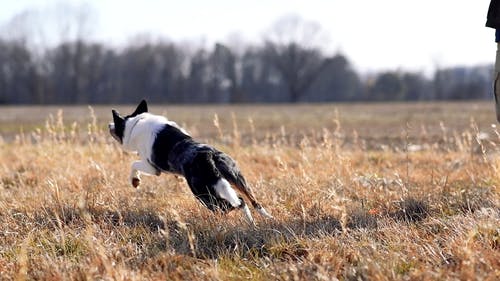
[152,125,248,212]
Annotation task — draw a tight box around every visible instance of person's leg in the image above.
[495,30,500,122]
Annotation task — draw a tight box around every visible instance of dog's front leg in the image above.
[130,161,160,188]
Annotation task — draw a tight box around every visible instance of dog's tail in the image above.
[212,151,273,219]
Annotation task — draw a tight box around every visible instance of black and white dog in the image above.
[108,100,272,224]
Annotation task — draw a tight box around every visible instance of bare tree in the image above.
[1,3,95,55]
[264,15,332,102]
[53,3,96,103]
[1,3,97,103]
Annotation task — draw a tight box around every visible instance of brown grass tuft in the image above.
[393,197,429,223]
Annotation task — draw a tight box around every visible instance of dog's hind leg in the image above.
[213,152,273,219]
[230,182,273,219]
[238,198,255,226]
[214,179,255,225]
[219,175,273,220]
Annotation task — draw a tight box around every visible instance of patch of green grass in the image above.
[32,232,88,261]
[395,261,416,275]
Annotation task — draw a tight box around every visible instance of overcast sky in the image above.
[0,0,494,74]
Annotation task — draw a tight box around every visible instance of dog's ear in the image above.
[131,100,148,117]
[112,109,125,142]
[112,109,124,125]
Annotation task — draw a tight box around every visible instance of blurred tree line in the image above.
[0,6,494,104]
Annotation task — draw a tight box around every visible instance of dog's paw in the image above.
[131,177,141,188]
[256,207,274,219]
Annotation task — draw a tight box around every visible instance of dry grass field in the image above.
[0,102,498,280]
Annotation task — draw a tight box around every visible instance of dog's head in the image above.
[109,100,148,144]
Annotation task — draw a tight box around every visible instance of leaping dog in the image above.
[108,100,272,225]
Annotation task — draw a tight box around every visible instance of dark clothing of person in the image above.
[488,1,500,123]
[487,0,500,29]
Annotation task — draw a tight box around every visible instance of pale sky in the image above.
[0,0,495,74]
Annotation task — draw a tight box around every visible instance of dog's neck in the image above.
[123,115,147,149]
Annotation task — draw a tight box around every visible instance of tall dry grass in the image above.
[0,105,498,280]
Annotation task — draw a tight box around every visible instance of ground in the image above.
[0,102,498,280]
